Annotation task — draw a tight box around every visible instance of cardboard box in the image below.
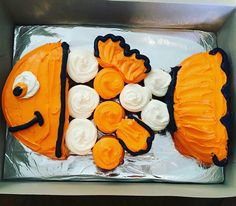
[0,0,235,197]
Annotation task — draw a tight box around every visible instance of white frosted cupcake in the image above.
[119,84,152,112]
[144,69,171,97]
[68,85,99,119]
[66,118,98,155]
[141,99,169,131]
[67,50,99,83]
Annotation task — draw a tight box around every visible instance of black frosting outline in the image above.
[212,154,228,167]
[94,34,151,74]
[55,42,69,158]
[209,48,231,167]
[8,111,44,132]
[116,114,155,156]
[165,66,181,133]
[165,48,231,167]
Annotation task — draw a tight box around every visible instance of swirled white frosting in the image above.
[68,85,99,118]
[12,71,39,99]
[144,69,171,97]
[119,84,152,112]
[66,118,98,155]
[141,100,169,131]
[67,50,98,83]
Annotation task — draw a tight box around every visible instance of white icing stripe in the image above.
[144,69,171,97]
[67,50,98,83]
[66,118,98,155]
[68,85,99,119]
[12,71,39,99]
[141,100,169,131]
[119,84,152,112]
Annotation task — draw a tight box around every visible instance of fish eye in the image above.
[12,71,40,99]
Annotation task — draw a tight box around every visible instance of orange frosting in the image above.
[116,118,150,153]
[97,39,147,83]
[2,42,69,160]
[92,136,124,170]
[94,101,125,133]
[117,54,147,83]
[173,51,228,165]
[94,68,124,99]
[97,39,124,68]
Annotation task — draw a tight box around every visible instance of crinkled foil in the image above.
[3,25,223,183]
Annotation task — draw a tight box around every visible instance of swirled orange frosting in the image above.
[173,51,228,165]
[97,39,147,83]
[116,118,150,153]
[94,68,124,99]
[92,136,124,170]
[94,101,125,133]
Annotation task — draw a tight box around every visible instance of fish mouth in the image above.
[8,111,44,133]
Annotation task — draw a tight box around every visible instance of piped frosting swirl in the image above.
[92,136,124,170]
[66,118,98,155]
[94,101,125,133]
[141,99,169,131]
[94,68,124,99]
[12,71,39,99]
[68,85,99,119]
[67,50,98,83]
[144,69,171,97]
[119,84,152,112]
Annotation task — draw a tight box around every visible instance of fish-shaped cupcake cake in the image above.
[2,33,230,171]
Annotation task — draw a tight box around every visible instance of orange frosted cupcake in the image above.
[94,68,124,99]
[116,115,154,156]
[94,101,125,133]
[92,136,124,170]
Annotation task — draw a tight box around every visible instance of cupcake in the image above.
[68,85,99,119]
[119,84,152,112]
[144,69,171,97]
[65,118,98,155]
[94,101,125,133]
[67,50,98,83]
[92,136,124,170]
[141,99,169,131]
[94,68,124,99]
[116,115,154,156]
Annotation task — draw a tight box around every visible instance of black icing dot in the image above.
[13,86,23,97]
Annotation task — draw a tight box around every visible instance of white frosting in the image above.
[67,50,98,83]
[144,69,171,97]
[12,71,39,98]
[141,100,169,131]
[119,84,152,112]
[68,85,99,118]
[66,118,98,155]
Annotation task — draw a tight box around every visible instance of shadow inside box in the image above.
[0,195,235,206]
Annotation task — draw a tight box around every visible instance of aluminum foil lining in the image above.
[3,25,223,183]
